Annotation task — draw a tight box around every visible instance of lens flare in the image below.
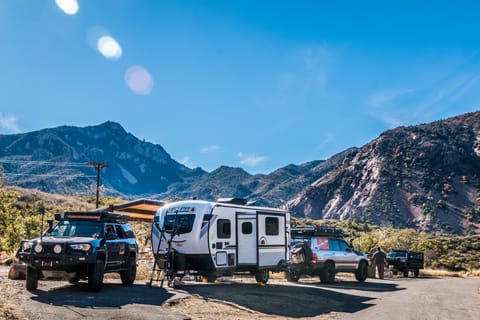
[55,0,79,15]
[125,66,154,95]
[97,35,122,60]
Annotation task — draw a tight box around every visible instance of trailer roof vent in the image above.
[217,198,248,205]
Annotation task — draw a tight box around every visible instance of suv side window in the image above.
[328,239,340,251]
[336,239,350,251]
[115,224,126,238]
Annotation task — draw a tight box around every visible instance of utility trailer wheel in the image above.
[26,266,38,291]
[255,269,270,284]
[285,270,300,282]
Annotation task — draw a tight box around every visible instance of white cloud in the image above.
[367,89,415,108]
[55,0,79,15]
[237,152,268,167]
[0,112,20,133]
[200,145,220,154]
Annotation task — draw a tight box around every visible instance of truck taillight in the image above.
[311,253,318,263]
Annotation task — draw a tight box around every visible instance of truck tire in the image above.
[26,266,38,291]
[285,270,300,282]
[320,262,335,284]
[120,255,136,286]
[255,269,270,284]
[403,269,409,277]
[88,259,104,292]
[413,269,420,277]
[355,261,368,282]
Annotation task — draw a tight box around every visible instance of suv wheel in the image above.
[26,266,39,291]
[285,269,300,282]
[320,262,335,284]
[88,259,105,292]
[255,269,270,284]
[355,261,368,282]
[120,255,137,286]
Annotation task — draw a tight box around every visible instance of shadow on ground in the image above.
[30,282,174,309]
[177,279,403,318]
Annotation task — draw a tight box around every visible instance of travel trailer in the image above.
[151,198,290,285]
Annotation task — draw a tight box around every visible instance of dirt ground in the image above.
[2,265,480,320]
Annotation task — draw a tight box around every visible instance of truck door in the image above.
[236,212,257,265]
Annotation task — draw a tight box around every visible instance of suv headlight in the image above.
[69,244,91,251]
[22,241,34,252]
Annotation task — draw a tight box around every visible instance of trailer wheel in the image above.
[26,266,39,291]
[403,269,409,277]
[204,271,217,283]
[413,269,420,277]
[255,269,269,284]
[285,270,300,282]
[320,262,335,284]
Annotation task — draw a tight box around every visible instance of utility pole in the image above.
[88,162,109,208]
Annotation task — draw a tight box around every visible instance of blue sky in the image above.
[1,1,480,174]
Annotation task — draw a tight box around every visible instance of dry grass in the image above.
[421,268,480,278]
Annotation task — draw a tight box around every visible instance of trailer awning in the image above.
[97,199,165,222]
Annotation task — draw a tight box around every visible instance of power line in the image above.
[2,173,96,178]
[0,159,90,167]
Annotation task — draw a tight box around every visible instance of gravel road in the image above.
[1,265,479,320]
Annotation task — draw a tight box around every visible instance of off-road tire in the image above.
[355,261,368,282]
[320,261,335,284]
[26,266,38,291]
[88,259,104,292]
[120,255,137,286]
[255,269,270,284]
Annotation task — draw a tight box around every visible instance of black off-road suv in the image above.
[386,249,424,277]
[16,211,138,292]
[285,226,369,284]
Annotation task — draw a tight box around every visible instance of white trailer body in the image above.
[151,199,290,283]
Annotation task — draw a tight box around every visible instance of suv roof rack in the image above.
[55,211,129,224]
[291,226,344,237]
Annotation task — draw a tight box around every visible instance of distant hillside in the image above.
[0,121,203,196]
[0,121,345,207]
[286,111,480,235]
[159,148,355,207]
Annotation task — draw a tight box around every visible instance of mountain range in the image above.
[1,112,479,235]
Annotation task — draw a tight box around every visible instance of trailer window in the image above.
[217,219,231,238]
[163,214,195,234]
[265,217,279,235]
[242,222,253,234]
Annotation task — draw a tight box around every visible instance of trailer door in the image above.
[236,212,257,265]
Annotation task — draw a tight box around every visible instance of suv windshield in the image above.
[50,220,102,238]
[387,251,407,258]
